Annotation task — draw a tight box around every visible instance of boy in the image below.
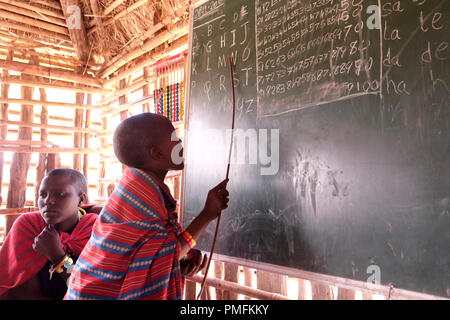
[0,169,99,299]
[66,113,229,300]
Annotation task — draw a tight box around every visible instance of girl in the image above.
[0,169,100,299]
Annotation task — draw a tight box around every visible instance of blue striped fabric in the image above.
[65,168,184,300]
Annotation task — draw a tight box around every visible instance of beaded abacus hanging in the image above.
[153,54,186,122]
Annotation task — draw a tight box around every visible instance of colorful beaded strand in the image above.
[163,85,167,117]
[159,88,163,115]
[154,88,159,114]
[176,82,180,122]
[168,84,171,119]
[180,81,184,121]
[172,82,176,122]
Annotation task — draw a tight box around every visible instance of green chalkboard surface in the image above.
[183,0,449,297]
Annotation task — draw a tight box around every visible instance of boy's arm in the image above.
[178,179,229,258]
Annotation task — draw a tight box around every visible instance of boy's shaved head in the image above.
[46,168,88,194]
[113,113,174,168]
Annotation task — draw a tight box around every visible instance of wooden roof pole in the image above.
[0,7,69,35]
[103,0,150,27]
[103,35,187,88]
[88,0,157,31]
[59,0,90,65]
[99,21,188,79]
[0,20,72,43]
[97,0,183,78]
[88,0,108,59]
[0,31,77,54]
[0,59,102,87]
[29,0,62,10]
[95,22,165,73]
[0,0,65,20]
[103,0,125,16]
[0,2,67,27]
[0,50,95,73]
[0,9,68,34]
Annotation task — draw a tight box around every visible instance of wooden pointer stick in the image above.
[197,56,236,300]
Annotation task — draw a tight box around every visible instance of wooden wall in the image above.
[184,259,388,300]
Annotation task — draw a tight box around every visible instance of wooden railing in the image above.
[184,258,446,300]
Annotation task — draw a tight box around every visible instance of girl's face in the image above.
[38,175,85,231]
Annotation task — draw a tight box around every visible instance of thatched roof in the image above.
[83,0,190,63]
[0,0,192,83]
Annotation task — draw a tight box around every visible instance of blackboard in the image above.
[182,0,450,298]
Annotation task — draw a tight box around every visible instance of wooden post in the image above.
[256,270,287,297]
[98,112,108,198]
[83,94,92,183]
[73,92,84,171]
[173,176,180,204]
[88,0,108,59]
[7,56,38,208]
[106,183,115,197]
[362,292,374,300]
[337,287,355,300]
[243,267,253,300]
[142,66,151,112]
[119,78,128,173]
[311,281,334,300]
[0,51,12,206]
[118,78,128,120]
[214,260,224,300]
[222,263,239,300]
[35,87,48,204]
[297,278,309,300]
[46,153,61,172]
[184,281,197,300]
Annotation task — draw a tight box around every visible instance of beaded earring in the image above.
[78,207,87,218]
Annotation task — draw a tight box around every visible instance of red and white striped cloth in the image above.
[65,168,184,300]
[0,210,97,296]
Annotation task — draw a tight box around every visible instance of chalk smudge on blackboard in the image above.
[386,241,397,257]
[309,169,318,216]
[327,170,349,198]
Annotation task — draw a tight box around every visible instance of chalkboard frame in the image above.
[180,0,449,300]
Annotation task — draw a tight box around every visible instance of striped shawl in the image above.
[65,168,184,300]
[0,210,98,296]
